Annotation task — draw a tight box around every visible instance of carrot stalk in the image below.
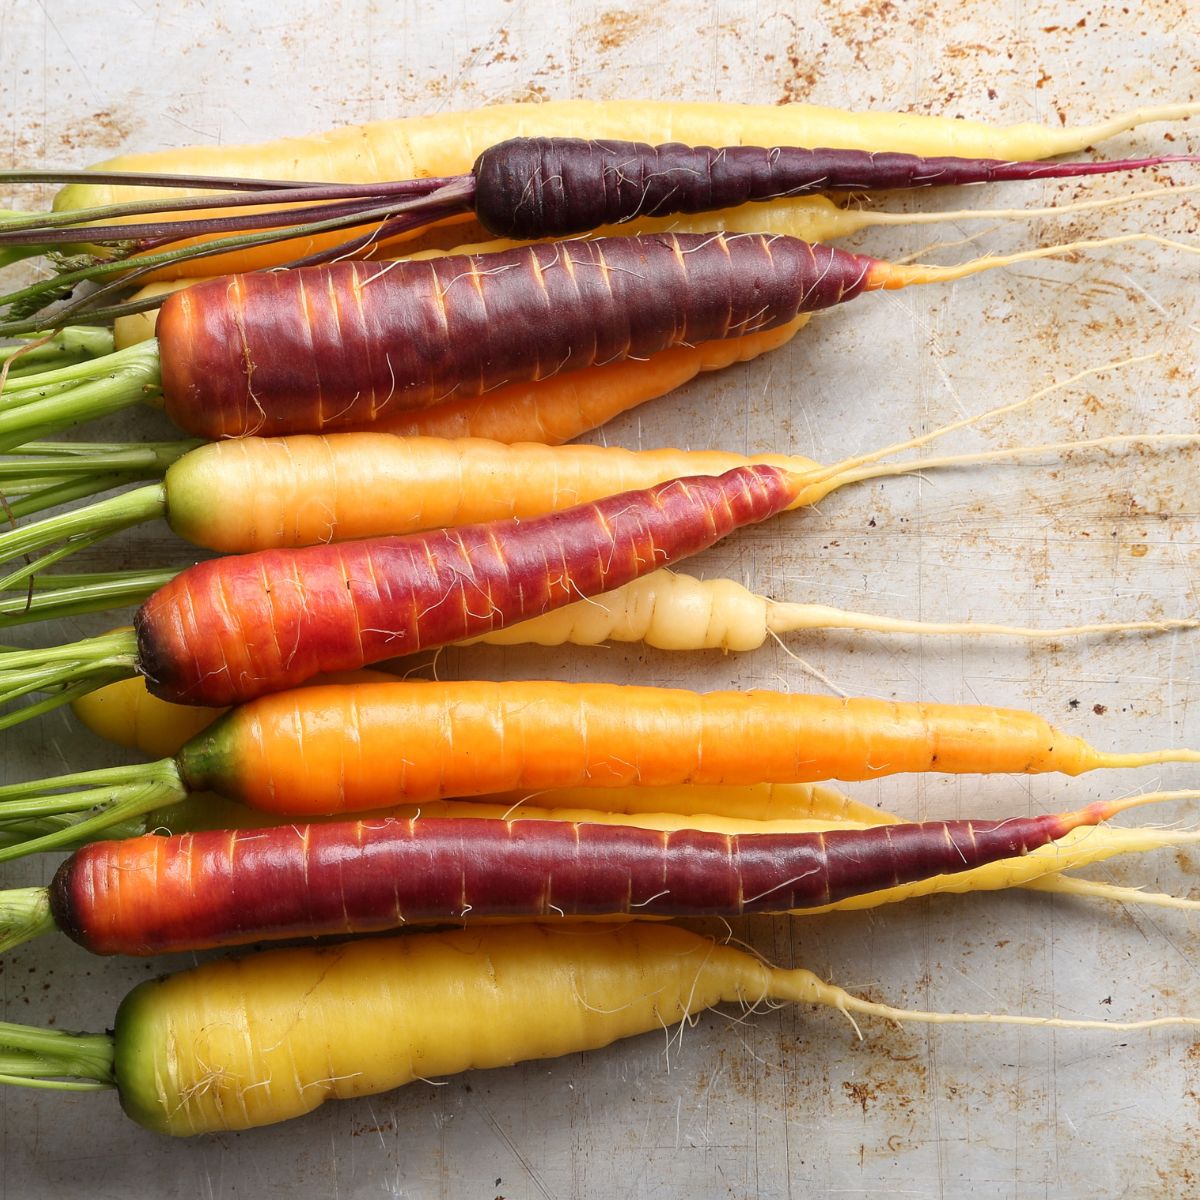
[4,922,1199,1134]
[0,680,1197,861]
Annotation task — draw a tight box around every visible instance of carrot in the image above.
[1,679,1197,861]
[8,137,1193,290]
[3,922,1196,1135]
[4,767,1188,918]
[2,229,1193,446]
[17,551,1193,642]
[0,792,1180,957]
[33,96,1200,279]
[461,568,1200,650]
[0,464,803,721]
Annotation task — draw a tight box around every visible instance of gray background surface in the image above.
[2,1,1200,1196]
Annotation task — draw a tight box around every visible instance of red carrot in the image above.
[0,464,796,721]
[0,798,1154,956]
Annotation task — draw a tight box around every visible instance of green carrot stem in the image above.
[0,327,114,372]
[0,529,134,596]
[0,344,162,453]
[0,888,55,953]
[0,483,166,564]
[0,630,138,727]
[0,760,161,801]
[0,441,192,474]
[1,567,175,592]
[1,341,150,394]
[3,474,161,523]
[0,775,185,863]
[0,568,175,626]
[0,1022,115,1088]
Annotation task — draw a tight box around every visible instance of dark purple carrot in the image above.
[2,135,1194,285]
[154,229,1194,439]
[4,229,1191,447]
[0,796,1162,956]
[469,138,1200,238]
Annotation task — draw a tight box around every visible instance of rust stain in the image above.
[585,9,647,53]
[829,0,901,69]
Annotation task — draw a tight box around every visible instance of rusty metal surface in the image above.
[1,1,1199,1196]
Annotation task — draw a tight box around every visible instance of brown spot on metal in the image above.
[843,1079,877,1113]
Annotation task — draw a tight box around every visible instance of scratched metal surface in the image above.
[1,1,1199,1196]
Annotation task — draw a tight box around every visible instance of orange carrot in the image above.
[1,679,1196,862]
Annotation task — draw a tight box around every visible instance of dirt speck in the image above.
[843,1079,877,1113]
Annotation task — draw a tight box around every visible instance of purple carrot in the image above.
[470,137,1200,237]
[160,232,882,438]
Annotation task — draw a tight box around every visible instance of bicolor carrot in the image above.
[0,793,1177,957]
[0,464,802,720]
[1,679,1197,860]
[2,768,1189,916]
[4,922,1197,1135]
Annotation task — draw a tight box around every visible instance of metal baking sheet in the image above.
[2,2,1199,1196]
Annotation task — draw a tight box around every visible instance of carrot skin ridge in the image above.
[157,233,876,439]
[134,464,798,706]
[52,808,1096,956]
[472,138,1200,238]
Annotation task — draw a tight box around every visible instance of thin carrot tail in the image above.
[1027,875,1200,912]
[865,234,1200,291]
[765,601,1200,642]
[1083,749,1200,771]
[766,965,1200,1035]
[1061,789,1200,829]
